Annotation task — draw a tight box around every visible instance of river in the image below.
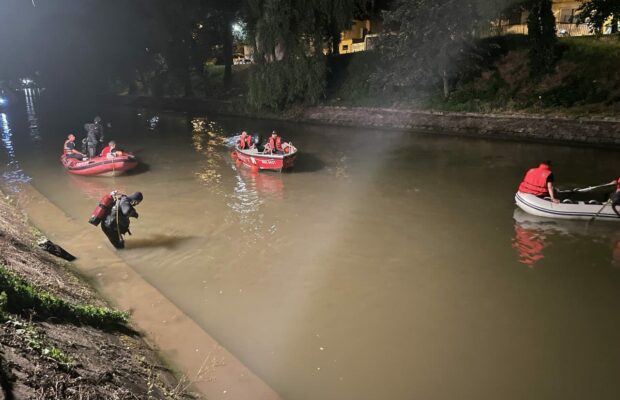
[1,92,620,400]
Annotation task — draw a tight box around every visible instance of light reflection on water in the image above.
[0,113,31,190]
[25,88,41,142]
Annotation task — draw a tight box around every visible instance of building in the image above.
[496,0,614,37]
[338,19,382,54]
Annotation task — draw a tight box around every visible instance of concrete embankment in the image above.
[100,95,620,148]
[3,185,281,400]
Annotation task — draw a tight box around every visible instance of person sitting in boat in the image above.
[101,191,143,249]
[100,140,118,158]
[63,134,86,160]
[237,131,254,150]
[517,160,559,203]
[264,131,286,154]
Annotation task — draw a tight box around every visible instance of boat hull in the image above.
[61,154,138,177]
[515,191,620,222]
[232,148,297,171]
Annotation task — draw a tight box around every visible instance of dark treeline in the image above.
[0,0,617,109]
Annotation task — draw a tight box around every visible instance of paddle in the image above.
[588,199,612,224]
[557,182,615,194]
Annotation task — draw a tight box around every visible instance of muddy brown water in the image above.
[2,92,620,400]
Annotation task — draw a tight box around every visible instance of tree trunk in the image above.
[330,20,340,55]
[223,13,234,87]
[442,70,450,99]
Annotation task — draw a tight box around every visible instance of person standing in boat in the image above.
[84,116,105,158]
[101,191,143,249]
[63,134,86,160]
[518,161,559,203]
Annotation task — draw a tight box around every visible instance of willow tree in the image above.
[246,0,364,110]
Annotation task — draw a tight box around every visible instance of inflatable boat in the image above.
[61,153,138,177]
[515,191,620,222]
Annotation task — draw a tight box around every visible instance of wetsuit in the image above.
[85,123,104,158]
[101,195,139,249]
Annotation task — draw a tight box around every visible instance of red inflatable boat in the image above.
[61,152,138,177]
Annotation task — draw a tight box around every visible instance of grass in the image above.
[326,34,620,117]
[0,263,128,329]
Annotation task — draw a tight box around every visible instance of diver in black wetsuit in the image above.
[101,192,143,249]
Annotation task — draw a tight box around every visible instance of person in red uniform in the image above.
[63,134,86,160]
[100,140,117,157]
[237,131,253,150]
[518,160,559,203]
[264,131,284,154]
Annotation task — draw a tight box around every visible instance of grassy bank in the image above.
[329,34,620,117]
[0,194,195,399]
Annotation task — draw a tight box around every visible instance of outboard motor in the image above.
[89,193,115,226]
[253,134,262,150]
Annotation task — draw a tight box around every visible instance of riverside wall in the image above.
[101,95,620,148]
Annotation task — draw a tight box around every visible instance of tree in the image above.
[526,0,557,75]
[246,0,364,109]
[373,0,480,99]
[576,0,620,34]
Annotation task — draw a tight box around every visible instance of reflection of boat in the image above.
[515,192,620,222]
[67,174,126,201]
[238,165,284,196]
[61,153,138,177]
[512,209,620,268]
[232,147,297,172]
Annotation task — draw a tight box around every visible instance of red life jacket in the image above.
[518,164,552,196]
[238,135,251,149]
[616,177,620,191]
[268,136,283,151]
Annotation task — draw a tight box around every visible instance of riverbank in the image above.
[100,95,620,148]
[1,184,282,400]
[0,191,193,399]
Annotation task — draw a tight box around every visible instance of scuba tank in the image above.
[88,193,116,226]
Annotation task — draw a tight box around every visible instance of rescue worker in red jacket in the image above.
[265,131,284,154]
[100,140,117,157]
[237,131,253,150]
[518,161,559,203]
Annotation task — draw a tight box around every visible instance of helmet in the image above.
[94,116,102,123]
[127,192,143,205]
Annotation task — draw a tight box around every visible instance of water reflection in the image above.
[0,113,32,190]
[66,174,127,201]
[24,88,41,142]
[192,118,226,190]
[512,209,620,268]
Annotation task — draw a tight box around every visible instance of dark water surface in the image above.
[1,92,620,400]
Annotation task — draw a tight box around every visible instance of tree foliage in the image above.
[372,0,480,99]
[526,0,557,75]
[246,0,364,109]
[576,0,620,34]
